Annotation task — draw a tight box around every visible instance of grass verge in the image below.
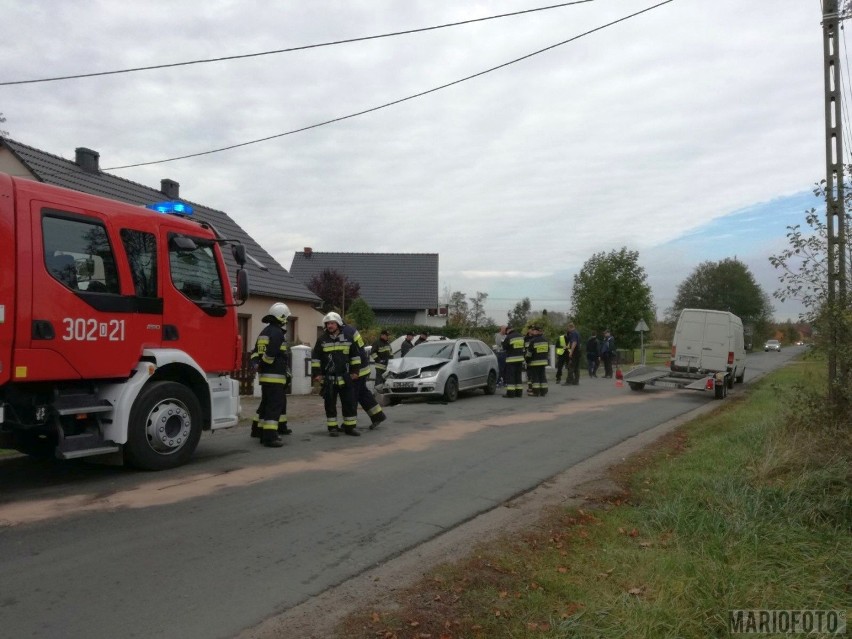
[337,360,851,638]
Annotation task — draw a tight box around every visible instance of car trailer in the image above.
[622,365,730,399]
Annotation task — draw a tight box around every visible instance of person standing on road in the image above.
[501,325,525,398]
[525,325,550,396]
[311,312,361,437]
[586,331,600,378]
[371,329,392,388]
[564,323,581,385]
[554,329,568,384]
[249,303,291,448]
[414,331,429,347]
[600,328,616,378]
[400,331,416,357]
[351,324,387,429]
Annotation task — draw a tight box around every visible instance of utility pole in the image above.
[822,0,847,399]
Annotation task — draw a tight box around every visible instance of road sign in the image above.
[635,319,649,332]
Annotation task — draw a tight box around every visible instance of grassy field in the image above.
[338,359,851,638]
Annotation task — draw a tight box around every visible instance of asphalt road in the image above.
[0,348,801,639]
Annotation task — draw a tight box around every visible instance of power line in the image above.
[0,1,593,86]
[104,0,675,170]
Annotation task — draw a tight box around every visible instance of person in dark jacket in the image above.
[564,323,581,386]
[371,330,392,387]
[600,329,616,378]
[501,325,526,398]
[249,303,292,447]
[311,312,361,437]
[586,331,600,378]
[400,331,415,357]
[350,324,387,429]
[525,325,550,396]
[414,331,429,346]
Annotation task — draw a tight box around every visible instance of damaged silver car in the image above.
[381,338,499,403]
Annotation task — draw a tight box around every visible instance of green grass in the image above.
[339,360,851,638]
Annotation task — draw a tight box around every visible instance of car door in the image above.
[470,340,492,386]
[454,341,477,390]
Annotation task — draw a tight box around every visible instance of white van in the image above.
[670,309,746,387]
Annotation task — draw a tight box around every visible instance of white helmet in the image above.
[322,311,343,326]
[265,302,291,324]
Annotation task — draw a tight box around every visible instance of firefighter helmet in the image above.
[264,302,291,324]
[323,311,343,326]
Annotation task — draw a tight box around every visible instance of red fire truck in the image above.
[0,172,249,470]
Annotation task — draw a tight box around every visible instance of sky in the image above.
[1,0,835,323]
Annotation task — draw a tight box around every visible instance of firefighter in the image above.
[564,323,581,386]
[371,329,392,388]
[249,303,291,448]
[501,325,525,398]
[525,325,550,396]
[311,312,361,437]
[350,325,387,429]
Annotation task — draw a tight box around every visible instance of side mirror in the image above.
[235,268,249,303]
[231,244,246,266]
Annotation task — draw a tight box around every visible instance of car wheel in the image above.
[443,376,459,402]
[484,371,497,395]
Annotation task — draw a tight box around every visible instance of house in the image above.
[289,248,446,327]
[0,138,324,380]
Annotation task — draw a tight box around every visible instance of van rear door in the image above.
[673,310,729,373]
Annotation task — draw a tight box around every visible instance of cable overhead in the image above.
[104,0,674,171]
[1,1,593,86]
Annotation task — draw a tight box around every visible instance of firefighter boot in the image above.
[278,423,292,435]
[261,431,285,448]
[328,426,341,437]
[343,426,361,437]
[369,411,387,430]
[250,420,261,439]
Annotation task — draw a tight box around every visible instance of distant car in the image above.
[381,338,499,403]
[764,339,781,352]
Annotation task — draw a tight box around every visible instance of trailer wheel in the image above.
[627,382,645,391]
[714,381,727,400]
[735,368,745,384]
[125,381,202,470]
[726,373,734,390]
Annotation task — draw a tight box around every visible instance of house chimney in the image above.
[75,147,100,173]
[304,247,313,258]
[161,179,180,199]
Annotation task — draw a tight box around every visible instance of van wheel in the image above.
[125,381,202,470]
[735,368,745,383]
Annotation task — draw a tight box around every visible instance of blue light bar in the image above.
[146,200,194,215]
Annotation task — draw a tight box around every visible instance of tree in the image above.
[468,292,493,328]
[571,248,654,349]
[447,291,470,329]
[770,171,852,408]
[346,296,375,330]
[666,258,773,341]
[0,112,7,138]
[507,297,531,329]
[307,268,360,314]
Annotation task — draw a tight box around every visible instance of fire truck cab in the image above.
[0,172,248,470]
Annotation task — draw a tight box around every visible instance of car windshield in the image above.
[767,340,779,344]
[408,342,455,359]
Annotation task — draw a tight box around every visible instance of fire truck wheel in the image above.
[125,381,202,470]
